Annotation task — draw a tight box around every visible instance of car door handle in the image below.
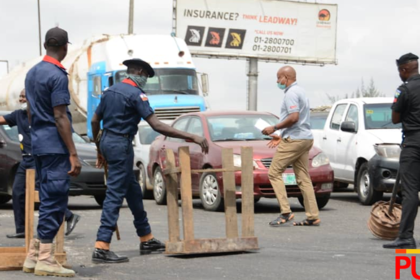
[337,138,341,142]
[323,136,327,140]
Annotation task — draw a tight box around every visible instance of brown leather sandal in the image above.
[269,213,294,227]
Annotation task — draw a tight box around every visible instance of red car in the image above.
[147,111,334,211]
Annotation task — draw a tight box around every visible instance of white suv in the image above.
[314,98,402,204]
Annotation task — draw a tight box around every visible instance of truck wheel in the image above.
[153,166,167,205]
[138,164,152,199]
[0,195,12,205]
[199,172,224,212]
[94,195,105,207]
[356,162,383,205]
[297,193,330,210]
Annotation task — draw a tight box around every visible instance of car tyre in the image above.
[94,195,105,207]
[297,193,330,210]
[199,172,224,212]
[138,164,152,199]
[153,166,167,205]
[356,162,383,205]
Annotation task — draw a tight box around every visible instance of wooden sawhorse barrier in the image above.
[0,169,66,270]
[164,146,259,255]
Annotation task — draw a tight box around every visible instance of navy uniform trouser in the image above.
[399,137,420,239]
[34,154,71,242]
[96,131,151,243]
[12,156,72,234]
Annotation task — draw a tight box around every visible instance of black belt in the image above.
[104,130,133,139]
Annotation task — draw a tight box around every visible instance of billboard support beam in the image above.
[128,0,134,35]
[247,58,258,111]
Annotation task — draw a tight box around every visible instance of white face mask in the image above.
[21,103,27,110]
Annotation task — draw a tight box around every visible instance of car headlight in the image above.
[374,144,401,159]
[312,152,330,168]
[233,154,258,168]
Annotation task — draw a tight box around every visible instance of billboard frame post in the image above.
[247,58,258,111]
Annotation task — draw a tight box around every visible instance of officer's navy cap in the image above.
[396,53,419,66]
[45,27,71,47]
[123,58,155,78]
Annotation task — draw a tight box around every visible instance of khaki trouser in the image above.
[268,138,319,220]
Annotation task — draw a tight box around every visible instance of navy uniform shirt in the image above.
[3,109,32,155]
[95,78,154,136]
[392,74,420,134]
[25,56,73,155]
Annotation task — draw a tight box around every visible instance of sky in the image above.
[0,0,420,115]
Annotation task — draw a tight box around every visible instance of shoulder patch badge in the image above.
[395,89,401,98]
[140,93,148,101]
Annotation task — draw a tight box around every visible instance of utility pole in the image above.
[128,0,134,34]
[247,58,258,111]
[37,0,42,56]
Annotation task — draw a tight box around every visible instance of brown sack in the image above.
[367,201,402,240]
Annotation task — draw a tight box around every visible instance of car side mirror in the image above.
[201,73,209,97]
[341,121,356,133]
[0,138,6,148]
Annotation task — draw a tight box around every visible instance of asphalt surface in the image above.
[0,188,418,280]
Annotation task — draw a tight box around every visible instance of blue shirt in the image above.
[279,82,313,140]
[3,109,32,155]
[25,56,73,155]
[95,78,154,136]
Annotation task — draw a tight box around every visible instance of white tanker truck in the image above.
[0,34,209,138]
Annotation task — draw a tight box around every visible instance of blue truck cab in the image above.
[84,35,209,139]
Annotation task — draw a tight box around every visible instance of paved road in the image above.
[0,188,417,280]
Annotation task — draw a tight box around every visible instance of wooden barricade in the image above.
[0,169,66,270]
[164,146,259,255]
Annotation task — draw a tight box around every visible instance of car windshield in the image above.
[72,133,88,144]
[364,104,402,129]
[207,115,278,141]
[115,68,199,95]
[138,125,161,145]
[310,114,328,130]
[1,125,19,141]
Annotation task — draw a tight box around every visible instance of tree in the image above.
[362,78,382,98]
[324,77,383,104]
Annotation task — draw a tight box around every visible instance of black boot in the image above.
[92,248,129,263]
[6,232,25,239]
[65,214,81,236]
[140,238,166,255]
[383,238,416,249]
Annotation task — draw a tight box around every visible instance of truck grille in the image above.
[154,106,201,120]
[260,158,292,169]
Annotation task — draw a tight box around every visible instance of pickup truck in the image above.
[312,98,402,205]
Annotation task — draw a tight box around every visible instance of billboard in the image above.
[174,0,338,64]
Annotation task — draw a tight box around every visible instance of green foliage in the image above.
[325,78,384,104]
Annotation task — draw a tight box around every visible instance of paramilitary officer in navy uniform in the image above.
[384,53,420,249]
[91,58,208,263]
[23,27,80,277]
[0,89,80,240]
